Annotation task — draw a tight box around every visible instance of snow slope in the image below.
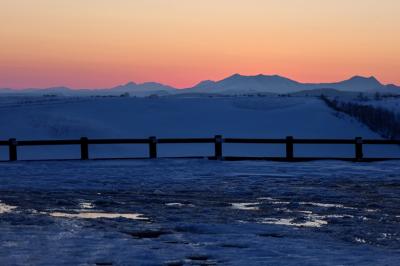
[0,96,398,159]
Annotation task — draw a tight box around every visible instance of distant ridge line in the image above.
[1,74,399,96]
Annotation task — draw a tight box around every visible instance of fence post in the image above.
[8,138,17,161]
[214,135,223,160]
[80,137,89,160]
[286,136,294,160]
[149,136,157,159]
[355,137,363,161]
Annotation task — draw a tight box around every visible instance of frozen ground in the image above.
[0,159,399,265]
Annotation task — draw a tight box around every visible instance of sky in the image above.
[0,0,399,89]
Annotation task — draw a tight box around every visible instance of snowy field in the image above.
[0,159,400,265]
[0,96,399,159]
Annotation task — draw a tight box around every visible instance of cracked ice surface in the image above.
[0,159,400,265]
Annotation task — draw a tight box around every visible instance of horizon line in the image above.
[1,73,398,91]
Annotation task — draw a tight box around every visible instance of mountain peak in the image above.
[345,75,382,87]
[348,75,380,83]
[188,73,303,94]
[108,81,175,93]
[124,81,137,86]
[227,73,244,79]
[187,73,396,94]
[225,73,291,80]
[195,80,215,86]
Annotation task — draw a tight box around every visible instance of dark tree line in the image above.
[320,95,400,140]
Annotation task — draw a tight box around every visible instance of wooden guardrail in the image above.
[0,136,399,162]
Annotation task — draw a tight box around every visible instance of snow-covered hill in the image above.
[0,96,398,159]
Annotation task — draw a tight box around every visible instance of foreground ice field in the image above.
[0,159,399,265]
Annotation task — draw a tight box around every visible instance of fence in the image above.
[1,136,399,162]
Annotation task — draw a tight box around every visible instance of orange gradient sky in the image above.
[0,0,399,89]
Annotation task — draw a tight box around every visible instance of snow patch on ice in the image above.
[274,207,294,213]
[299,202,356,209]
[271,200,290,205]
[259,209,355,228]
[261,217,328,228]
[49,212,149,220]
[79,202,94,209]
[165,203,195,207]
[260,210,356,228]
[231,202,260,211]
[355,237,367,244]
[228,173,295,178]
[258,197,290,204]
[0,201,17,214]
[379,233,392,240]
[257,197,275,200]
[323,214,354,219]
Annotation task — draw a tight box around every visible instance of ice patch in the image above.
[49,212,149,220]
[0,201,17,214]
[231,202,260,211]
